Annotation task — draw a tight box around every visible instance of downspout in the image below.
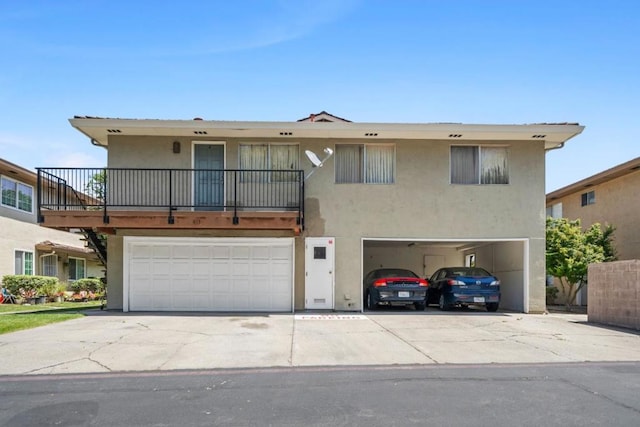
[545,142,565,152]
[90,139,107,149]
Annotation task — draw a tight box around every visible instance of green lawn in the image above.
[0,301,102,335]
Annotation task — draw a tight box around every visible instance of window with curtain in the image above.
[239,144,299,182]
[14,250,34,275]
[42,254,58,277]
[335,144,395,184]
[1,176,33,213]
[450,146,509,185]
[69,258,86,281]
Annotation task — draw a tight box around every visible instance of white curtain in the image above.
[451,146,479,184]
[365,145,394,184]
[239,144,268,182]
[270,145,299,182]
[42,254,58,277]
[480,147,509,184]
[335,145,364,183]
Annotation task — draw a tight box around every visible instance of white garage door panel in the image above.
[125,237,293,312]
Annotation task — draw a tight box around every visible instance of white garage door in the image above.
[124,237,294,312]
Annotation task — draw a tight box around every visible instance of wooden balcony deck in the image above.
[39,210,302,234]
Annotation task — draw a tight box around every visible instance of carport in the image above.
[362,238,529,312]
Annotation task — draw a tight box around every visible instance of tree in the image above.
[85,170,106,202]
[546,217,616,308]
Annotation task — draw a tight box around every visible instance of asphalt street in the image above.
[1,362,639,426]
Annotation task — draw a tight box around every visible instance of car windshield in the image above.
[449,268,491,277]
[373,269,418,279]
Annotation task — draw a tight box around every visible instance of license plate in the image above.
[474,297,485,303]
[398,291,410,298]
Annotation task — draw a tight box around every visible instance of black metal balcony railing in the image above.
[36,168,305,226]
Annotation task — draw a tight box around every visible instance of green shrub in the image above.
[69,278,104,294]
[2,275,59,296]
[546,286,559,304]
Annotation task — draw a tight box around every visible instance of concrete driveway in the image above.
[1,309,639,375]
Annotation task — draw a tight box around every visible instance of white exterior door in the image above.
[124,237,294,312]
[304,237,334,309]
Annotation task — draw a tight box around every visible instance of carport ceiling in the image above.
[364,240,492,251]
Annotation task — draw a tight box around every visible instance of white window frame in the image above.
[1,175,34,213]
[334,143,396,184]
[450,145,510,185]
[41,253,58,277]
[238,143,300,182]
[465,254,476,267]
[15,250,34,275]
[68,257,86,281]
[581,191,595,206]
[546,202,563,218]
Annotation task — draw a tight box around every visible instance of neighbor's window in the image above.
[546,202,563,218]
[450,146,509,185]
[69,257,86,281]
[15,250,34,275]
[1,176,33,213]
[239,144,299,182]
[41,254,58,277]
[335,144,395,184]
[581,190,595,206]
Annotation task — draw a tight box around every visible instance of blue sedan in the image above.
[427,267,500,312]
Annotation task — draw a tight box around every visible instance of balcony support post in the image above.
[233,170,239,225]
[102,168,109,224]
[168,170,175,224]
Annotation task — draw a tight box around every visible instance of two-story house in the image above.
[36,112,584,313]
[1,158,103,285]
[546,156,640,261]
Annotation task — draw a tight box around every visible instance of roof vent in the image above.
[193,131,208,135]
[107,129,122,133]
[279,132,293,136]
[448,134,462,138]
[532,134,546,139]
[365,133,378,137]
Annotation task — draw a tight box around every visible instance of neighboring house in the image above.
[546,157,640,305]
[35,113,584,313]
[0,158,103,285]
[546,156,640,260]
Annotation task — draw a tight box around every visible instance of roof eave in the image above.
[69,118,584,149]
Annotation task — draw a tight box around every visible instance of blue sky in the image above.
[1,0,638,192]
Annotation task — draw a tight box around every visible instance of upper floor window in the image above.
[546,202,563,218]
[1,175,33,213]
[335,144,395,184]
[450,146,509,185]
[581,190,595,206]
[239,143,299,182]
[69,257,86,281]
[15,250,34,275]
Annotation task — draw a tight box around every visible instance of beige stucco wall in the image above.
[105,135,547,312]
[547,169,640,260]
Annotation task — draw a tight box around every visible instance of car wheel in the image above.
[486,302,499,312]
[367,292,377,311]
[414,301,426,311]
[439,294,451,311]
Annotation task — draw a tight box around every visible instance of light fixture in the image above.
[173,141,181,154]
[304,147,334,180]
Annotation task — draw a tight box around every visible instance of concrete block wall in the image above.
[588,260,640,330]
